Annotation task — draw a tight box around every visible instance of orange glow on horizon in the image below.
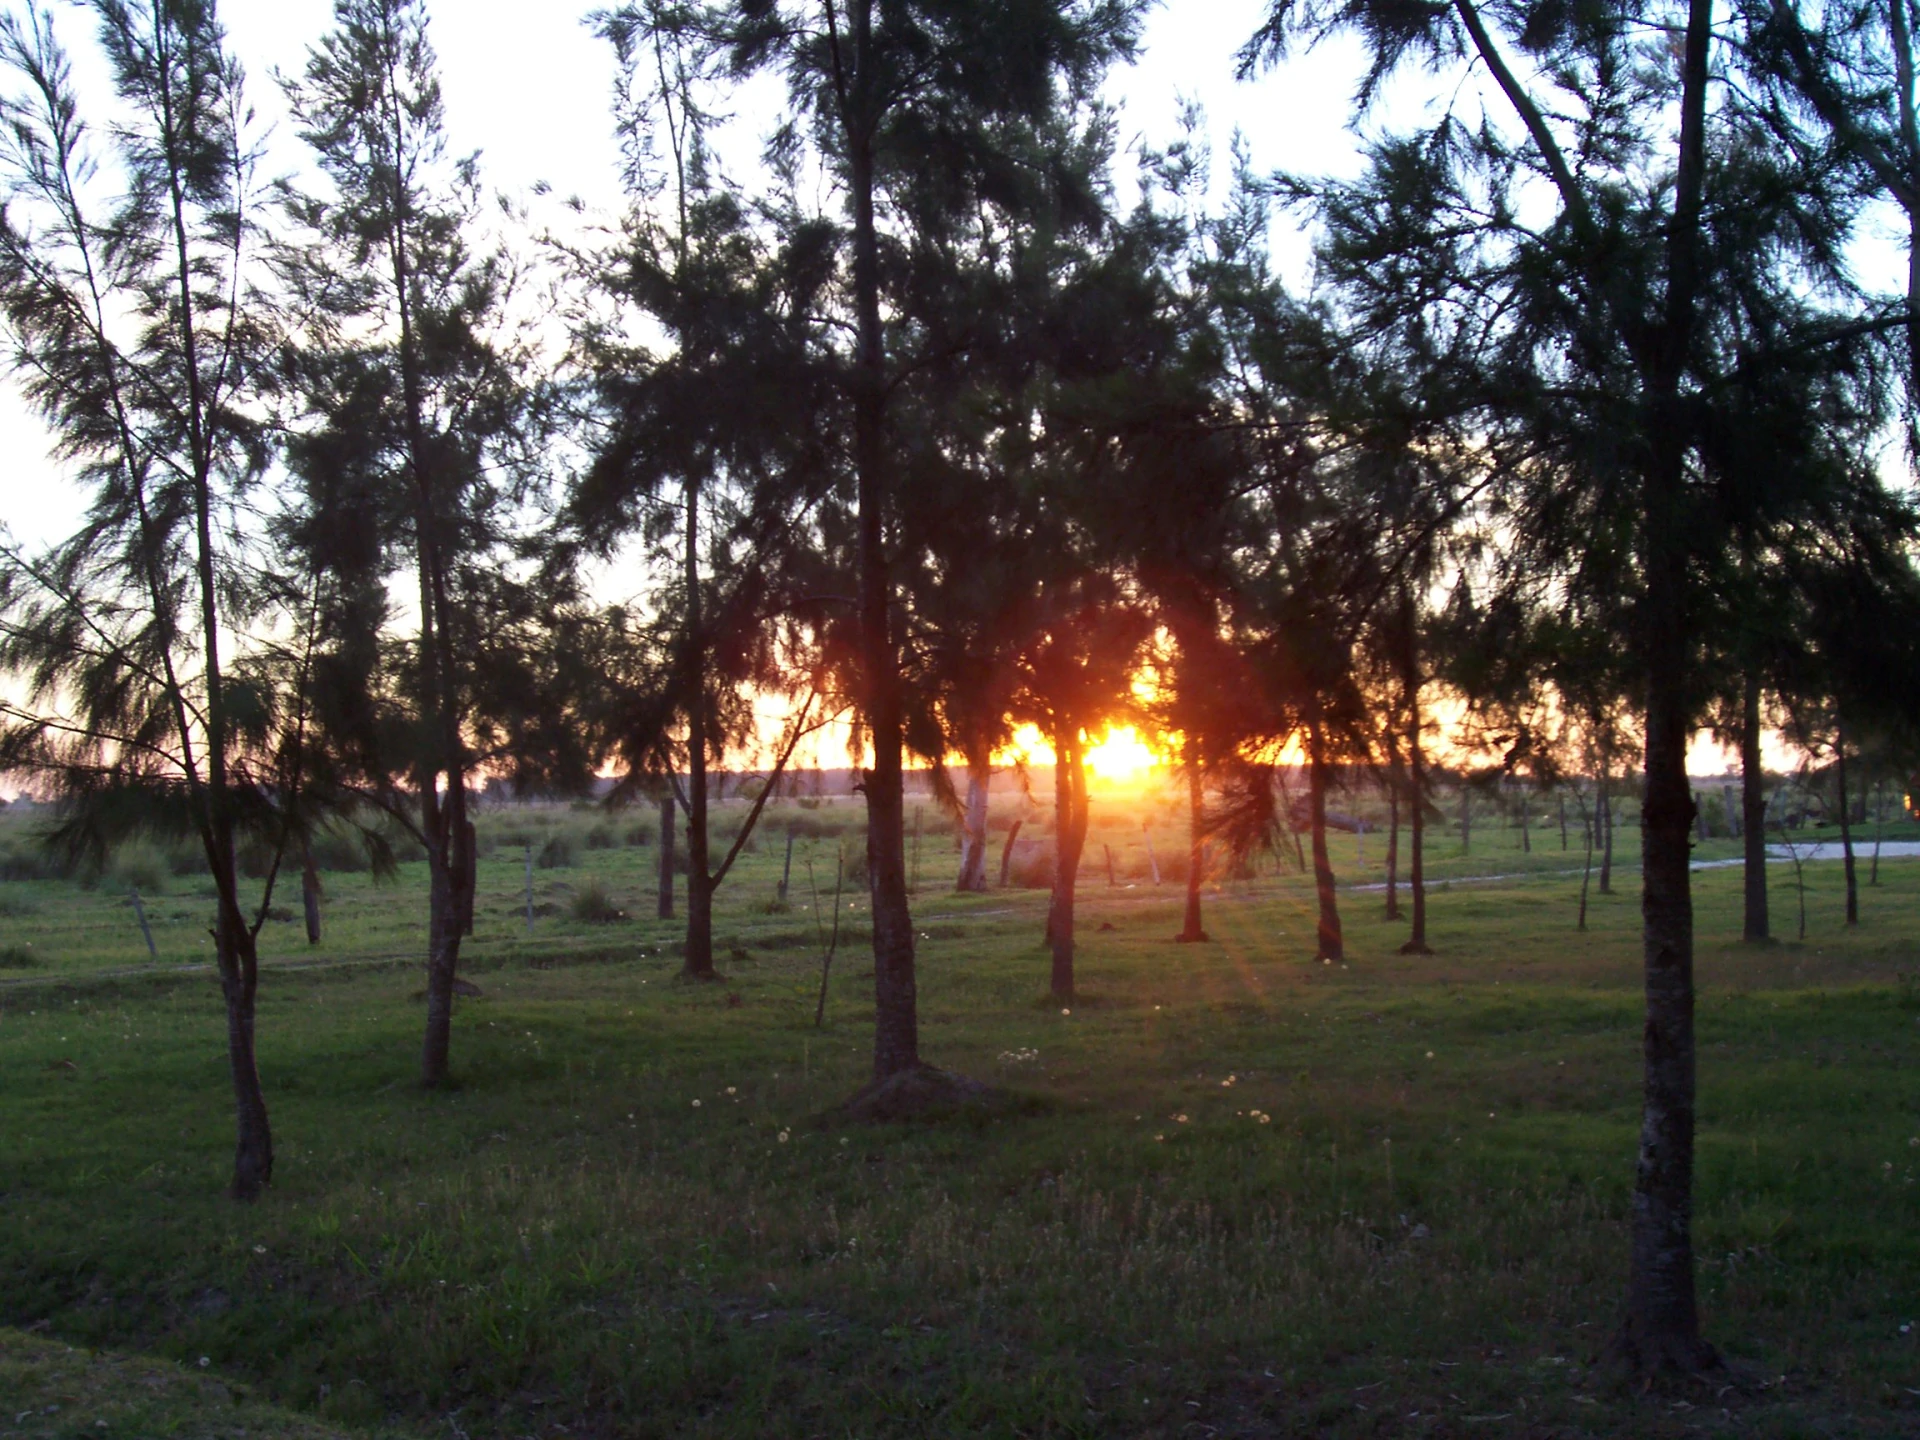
[1004,723,1163,785]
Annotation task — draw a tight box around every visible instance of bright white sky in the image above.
[1,0,1377,552]
[0,0,1895,780]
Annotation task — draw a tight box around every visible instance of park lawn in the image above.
[2,798,1919,1437]
[0,1325,392,1439]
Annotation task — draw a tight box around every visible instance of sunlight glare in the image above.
[1084,726,1159,783]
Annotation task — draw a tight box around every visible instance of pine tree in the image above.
[282,0,555,1087]
[0,0,299,1198]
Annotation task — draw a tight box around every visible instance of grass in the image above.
[1,788,1918,1437]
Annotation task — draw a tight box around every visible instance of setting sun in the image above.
[1083,726,1159,783]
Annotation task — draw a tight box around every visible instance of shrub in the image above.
[0,942,37,968]
[538,833,576,869]
[623,820,655,847]
[309,826,372,874]
[569,877,625,923]
[108,843,169,895]
[583,822,617,851]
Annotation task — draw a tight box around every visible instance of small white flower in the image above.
[1258,1113,1271,1125]
[197,1357,210,1369]
[1426,1051,1435,1060]
[1061,1008,1071,1016]
[252,1245,265,1255]
[725,1086,737,1095]
[691,1099,702,1108]
[777,1130,790,1143]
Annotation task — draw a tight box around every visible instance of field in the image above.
[1,785,1918,1438]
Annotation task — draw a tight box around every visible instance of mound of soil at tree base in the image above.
[831,1064,1019,1123]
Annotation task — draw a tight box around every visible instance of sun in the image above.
[1083,726,1160,784]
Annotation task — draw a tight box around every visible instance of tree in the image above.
[282,0,557,1087]
[0,0,298,1198]
[1248,0,1898,1371]
[571,6,837,980]
[610,0,1148,1088]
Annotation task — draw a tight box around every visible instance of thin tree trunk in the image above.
[1578,789,1595,932]
[1559,793,1568,850]
[219,908,272,1200]
[1741,675,1768,940]
[657,793,676,919]
[845,4,918,1081]
[1385,785,1401,921]
[301,852,322,945]
[1459,783,1471,855]
[1520,782,1531,852]
[956,751,990,891]
[421,831,469,1087]
[1836,716,1859,926]
[681,476,716,979]
[1178,743,1208,942]
[1307,715,1343,961]
[998,818,1023,888]
[1599,772,1615,895]
[1398,592,1431,954]
[1049,729,1088,1002]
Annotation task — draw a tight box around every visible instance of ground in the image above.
[0,789,1916,1437]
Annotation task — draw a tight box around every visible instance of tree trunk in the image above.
[956,751,989,891]
[1599,772,1615,895]
[1622,644,1713,1370]
[657,793,676,919]
[1740,675,1768,941]
[681,475,717,980]
[420,843,467,1088]
[998,818,1023,888]
[1048,728,1088,1002]
[1398,593,1431,954]
[1384,785,1401,921]
[1459,783,1471,855]
[1559,793,1568,850]
[301,852,322,946]
[1519,783,1531,852]
[845,27,919,1080]
[1578,789,1595,932]
[1177,744,1208,942]
[218,904,272,1200]
[1836,716,1859,927]
[421,788,472,1089]
[1306,715,1343,961]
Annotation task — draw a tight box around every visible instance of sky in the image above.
[0,0,1889,781]
[1,0,1377,552]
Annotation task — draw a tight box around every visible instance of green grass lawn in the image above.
[2,793,1918,1437]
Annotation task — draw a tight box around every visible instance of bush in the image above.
[537,833,576,869]
[623,820,655,847]
[583,823,617,851]
[569,877,625,923]
[108,843,169,895]
[308,826,372,874]
[0,942,38,968]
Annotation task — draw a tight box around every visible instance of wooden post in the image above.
[301,852,322,945]
[1142,821,1162,886]
[1104,843,1116,887]
[779,829,795,902]
[524,844,534,935]
[129,888,157,961]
